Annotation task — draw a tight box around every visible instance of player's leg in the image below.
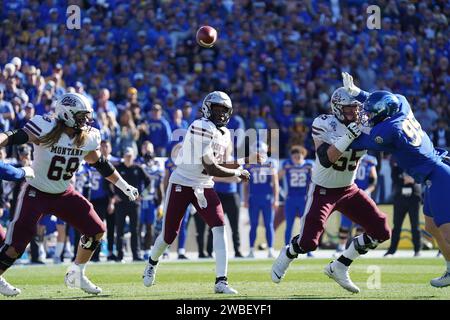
[143,183,192,287]
[114,202,127,261]
[105,200,116,260]
[194,212,207,257]
[54,219,66,264]
[36,216,48,262]
[219,193,242,257]
[408,200,421,256]
[328,187,390,293]
[129,202,141,260]
[272,183,337,283]
[177,209,190,259]
[0,183,45,296]
[337,212,352,254]
[53,185,105,294]
[248,198,259,257]
[425,163,450,287]
[192,188,237,294]
[141,202,155,260]
[284,198,296,246]
[91,198,107,262]
[385,200,408,256]
[262,200,275,257]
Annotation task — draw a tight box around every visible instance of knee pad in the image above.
[353,233,379,255]
[0,245,18,271]
[80,235,101,251]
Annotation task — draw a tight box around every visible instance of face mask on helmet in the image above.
[57,93,93,131]
[210,103,232,127]
[201,91,233,127]
[362,91,400,127]
[330,87,363,125]
[73,111,93,132]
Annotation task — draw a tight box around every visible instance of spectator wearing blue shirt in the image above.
[146,103,172,157]
[0,88,14,132]
[94,88,118,117]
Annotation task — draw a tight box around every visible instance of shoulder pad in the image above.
[190,119,215,142]
[85,127,101,151]
[311,115,333,140]
[23,115,56,138]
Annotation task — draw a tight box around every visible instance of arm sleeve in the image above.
[355,90,370,104]
[0,162,25,181]
[350,132,386,151]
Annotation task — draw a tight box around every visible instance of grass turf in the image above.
[1,258,448,300]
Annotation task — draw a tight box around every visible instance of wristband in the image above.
[334,135,354,153]
[115,176,130,192]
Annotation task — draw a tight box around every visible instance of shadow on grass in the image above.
[30,294,113,300]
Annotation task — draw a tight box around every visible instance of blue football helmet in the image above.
[362,91,400,127]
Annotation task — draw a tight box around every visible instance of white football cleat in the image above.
[0,276,21,297]
[143,262,158,287]
[64,264,102,295]
[430,272,450,288]
[324,262,360,293]
[214,280,238,294]
[271,246,295,284]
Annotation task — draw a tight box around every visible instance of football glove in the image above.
[22,166,35,179]
[115,177,139,201]
[342,72,361,97]
[346,122,362,139]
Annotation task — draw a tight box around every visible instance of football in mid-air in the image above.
[196,26,217,48]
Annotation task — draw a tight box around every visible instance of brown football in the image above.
[196,25,217,48]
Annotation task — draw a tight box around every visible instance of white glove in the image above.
[346,122,362,139]
[334,122,361,153]
[235,168,250,181]
[342,72,361,96]
[115,177,139,201]
[22,166,35,179]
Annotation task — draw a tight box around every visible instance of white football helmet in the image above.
[330,87,362,123]
[55,93,93,130]
[201,91,233,127]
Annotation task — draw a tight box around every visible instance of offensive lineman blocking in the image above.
[271,87,391,293]
[0,93,139,296]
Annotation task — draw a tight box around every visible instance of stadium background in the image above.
[0,0,448,255]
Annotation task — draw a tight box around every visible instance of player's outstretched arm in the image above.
[0,127,39,148]
[0,161,34,181]
[341,72,369,102]
[84,150,139,201]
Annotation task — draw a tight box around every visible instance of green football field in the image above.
[1,258,448,300]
